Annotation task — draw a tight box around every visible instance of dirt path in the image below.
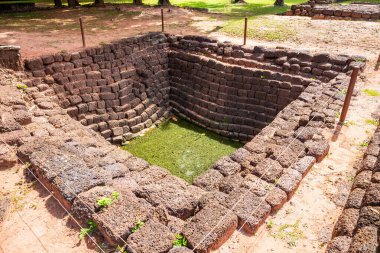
[0,164,100,253]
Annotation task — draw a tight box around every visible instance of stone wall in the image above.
[0,32,367,252]
[326,122,380,253]
[23,33,362,143]
[287,3,380,20]
[1,61,351,253]
[169,50,314,141]
[0,45,22,71]
[169,35,362,83]
[24,33,171,144]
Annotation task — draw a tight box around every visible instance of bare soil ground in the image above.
[0,5,379,253]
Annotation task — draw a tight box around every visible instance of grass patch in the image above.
[365,118,379,126]
[274,219,304,247]
[0,8,140,32]
[122,117,242,183]
[221,17,297,41]
[362,89,380,97]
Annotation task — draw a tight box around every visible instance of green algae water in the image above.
[122,117,243,183]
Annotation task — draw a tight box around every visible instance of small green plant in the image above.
[131,220,144,233]
[260,75,266,79]
[359,141,369,147]
[274,219,303,247]
[79,220,97,240]
[97,191,120,209]
[362,89,380,97]
[365,119,379,126]
[335,112,341,119]
[173,234,188,247]
[60,49,67,54]
[343,120,356,127]
[266,219,275,230]
[337,89,347,95]
[348,175,355,182]
[16,83,28,90]
[116,245,127,253]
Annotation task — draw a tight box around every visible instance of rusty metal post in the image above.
[338,66,360,124]
[161,8,164,33]
[243,17,248,45]
[79,17,86,48]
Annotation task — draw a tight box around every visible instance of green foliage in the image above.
[173,234,188,247]
[362,89,380,97]
[131,220,144,233]
[122,117,242,183]
[97,191,120,209]
[365,119,379,126]
[116,245,127,253]
[359,141,369,147]
[343,120,356,127]
[79,220,97,240]
[274,219,303,247]
[266,219,274,230]
[16,83,28,90]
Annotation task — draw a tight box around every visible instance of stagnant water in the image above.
[122,116,243,183]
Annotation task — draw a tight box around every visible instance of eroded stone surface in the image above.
[183,203,238,253]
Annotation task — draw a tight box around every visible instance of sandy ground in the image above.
[0,5,380,253]
[0,165,101,253]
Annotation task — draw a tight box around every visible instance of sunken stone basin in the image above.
[14,32,364,252]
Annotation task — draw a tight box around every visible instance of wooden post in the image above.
[161,8,164,33]
[332,66,360,141]
[79,17,86,48]
[338,67,360,124]
[376,53,380,71]
[243,17,248,45]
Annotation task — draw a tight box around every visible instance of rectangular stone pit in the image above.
[17,32,366,253]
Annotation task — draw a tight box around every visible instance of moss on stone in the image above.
[122,117,242,183]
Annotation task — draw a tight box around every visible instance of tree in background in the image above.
[133,0,143,4]
[54,0,63,7]
[274,0,284,6]
[158,0,171,6]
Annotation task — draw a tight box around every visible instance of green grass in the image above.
[365,118,379,126]
[122,117,242,183]
[221,17,297,41]
[362,89,380,97]
[0,8,140,32]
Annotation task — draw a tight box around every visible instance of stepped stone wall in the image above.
[169,51,315,141]
[169,35,361,83]
[287,3,380,20]
[23,32,362,142]
[0,32,367,253]
[24,33,171,144]
[326,122,380,253]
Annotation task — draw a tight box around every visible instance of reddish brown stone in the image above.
[183,203,238,253]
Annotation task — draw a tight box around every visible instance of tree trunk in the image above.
[54,0,63,7]
[133,0,143,4]
[158,0,171,6]
[274,0,284,6]
[68,0,76,7]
